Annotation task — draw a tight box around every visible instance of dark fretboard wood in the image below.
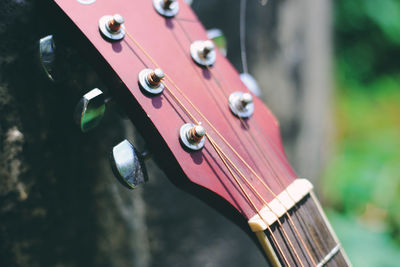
[265,193,350,267]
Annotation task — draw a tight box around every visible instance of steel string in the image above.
[123,28,293,266]
[173,16,317,265]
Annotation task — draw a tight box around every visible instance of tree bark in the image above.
[0,0,332,266]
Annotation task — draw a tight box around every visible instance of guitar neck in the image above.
[255,192,351,267]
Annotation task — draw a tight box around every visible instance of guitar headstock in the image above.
[47,0,297,223]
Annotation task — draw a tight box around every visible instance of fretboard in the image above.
[259,193,351,267]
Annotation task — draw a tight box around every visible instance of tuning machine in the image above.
[110,139,150,189]
[99,14,126,42]
[38,35,57,82]
[190,40,217,67]
[153,0,179,18]
[228,91,254,118]
[74,88,110,132]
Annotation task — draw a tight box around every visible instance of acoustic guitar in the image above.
[42,1,352,266]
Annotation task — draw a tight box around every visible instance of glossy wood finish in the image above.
[51,0,296,220]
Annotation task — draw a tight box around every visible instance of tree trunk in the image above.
[0,0,332,266]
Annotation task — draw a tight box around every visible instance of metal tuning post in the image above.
[74,88,106,132]
[228,91,254,118]
[190,40,216,67]
[153,0,179,18]
[138,68,165,95]
[99,14,126,41]
[110,139,149,190]
[180,123,206,151]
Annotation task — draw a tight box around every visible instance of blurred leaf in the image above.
[364,0,400,44]
[334,0,400,84]
[322,76,400,238]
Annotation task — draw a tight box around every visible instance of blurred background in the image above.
[0,0,399,266]
[323,0,400,265]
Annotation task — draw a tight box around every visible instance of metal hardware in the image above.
[77,0,96,4]
[153,0,179,18]
[99,14,125,41]
[74,88,106,132]
[179,123,206,151]
[190,40,216,67]
[110,140,148,190]
[228,91,254,118]
[39,35,56,81]
[240,73,262,97]
[207,29,227,57]
[138,68,165,95]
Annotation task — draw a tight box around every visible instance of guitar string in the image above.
[238,0,298,185]
[120,11,330,262]
[123,29,292,266]
[242,103,329,262]
[154,24,302,263]
[237,1,327,258]
[206,64,316,265]
[205,65,318,266]
[175,16,296,191]
[248,118,328,259]
[205,125,303,266]
[154,3,324,264]
[166,23,271,183]
[164,53,304,266]
[207,134,291,267]
[173,17,316,266]
[224,0,318,256]
[152,17,305,265]
[176,2,318,260]
[210,58,325,261]
[211,59,325,261]
[240,0,249,74]
[163,78,293,267]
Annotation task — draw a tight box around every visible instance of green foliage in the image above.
[323,85,400,261]
[323,82,400,217]
[335,0,400,85]
[323,0,400,263]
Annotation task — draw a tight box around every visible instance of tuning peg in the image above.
[206,28,227,56]
[240,73,262,97]
[74,88,106,132]
[190,40,217,67]
[153,0,179,18]
[110,139,149,190]
[39,35,56,81]
[99,14,126,42]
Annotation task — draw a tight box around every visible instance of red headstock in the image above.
[50,0,297,222]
